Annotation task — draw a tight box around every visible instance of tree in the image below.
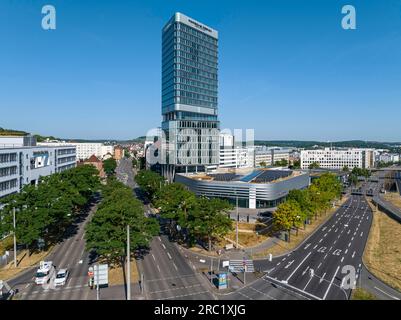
[342,165,349,172]
[188,197,232,251]
[287,189,314,226]
[85,180,159,267]
[154,183,197,239]
[292,160,301,169]
[103,158,117,176]
[132,158,138,168]
[309,162,320,169]
[274,159,289,167]
[259,161,267,167]
[135,170,165,200]
[0,165,100,254]
[273,200,301,242]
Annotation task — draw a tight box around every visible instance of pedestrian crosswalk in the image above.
[229,260,254,273]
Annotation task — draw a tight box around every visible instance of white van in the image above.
[34,261,55,285]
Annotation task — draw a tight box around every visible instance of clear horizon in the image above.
[1,0,401,141]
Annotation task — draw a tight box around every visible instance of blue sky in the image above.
[1,0,401,141]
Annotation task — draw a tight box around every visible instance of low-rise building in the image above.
[78,155,105,178]
[176,167,309,209]
[300,148,375,170]
[0,136,76,199]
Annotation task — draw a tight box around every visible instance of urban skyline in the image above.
[1,1,401,141]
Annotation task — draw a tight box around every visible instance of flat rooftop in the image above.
[181,168,304,184]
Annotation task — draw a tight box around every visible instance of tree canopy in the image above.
[85,180,159,266]
[0,165,100,252]
[103,158,117,176]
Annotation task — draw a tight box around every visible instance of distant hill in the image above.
[0,127,28,136]
[255,140,401,152]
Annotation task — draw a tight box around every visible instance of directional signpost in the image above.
[90,264,108,300]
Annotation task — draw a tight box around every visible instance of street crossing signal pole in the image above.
[13,207,17,268]
[127,225,131,300]
[236,195,239,249]
[96,264,100,300]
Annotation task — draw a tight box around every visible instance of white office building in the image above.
[38,141,113,161]
[0,137,76,199]
[254,146,291,167]
[300,148,375,170]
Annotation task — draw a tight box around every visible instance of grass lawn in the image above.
[108,260,139,286]
[364,200,401,292]
[383,192,401,211]
[351,288,377,300]
[252,196,349,259]
[0,247,53,281]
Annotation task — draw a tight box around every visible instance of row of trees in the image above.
[135,170,233,251]
[0,165,100,253]
[85,177,159,266]
[273,173,342,242]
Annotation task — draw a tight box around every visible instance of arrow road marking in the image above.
[284,260,295,269]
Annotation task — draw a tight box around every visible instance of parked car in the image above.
[54,269,69,286]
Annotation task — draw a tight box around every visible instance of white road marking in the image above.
[373,287,401,300]
[345,249,348,254]
[319,238,323,243]
[161,243,166,249]
[341,257,344,262]
[167,252,172,259]
[319,272,326,284]
[158,236,161,242]
[348,242,351,247]
[317,262,322,269]
[313,245,318,249]
[152,254,156,261]
[360,232,364,237]
[303,275,313,291]
[324,254,328,260]
[157,265,161,272]
[352,251,356,258]
[304,243,311,250]
[286,252,312,282]
[284,260,295,269]
[323,266,340,300]
[173,263,178,271]
[351,237,354,241]
[302,266,310,276]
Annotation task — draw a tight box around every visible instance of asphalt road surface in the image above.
[254,195,373,300]
[9,198,99,300]
[117,158,216,300]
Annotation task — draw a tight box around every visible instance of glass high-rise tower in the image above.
[161,12,220,173]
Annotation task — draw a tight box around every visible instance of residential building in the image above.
[79,155,105,178]
[300,148,375,170]
[114,146,124,160]
[161,12,220,175]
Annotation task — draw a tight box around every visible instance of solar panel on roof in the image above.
[253,170,293,183]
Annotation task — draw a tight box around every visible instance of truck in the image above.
[35,261,55,285]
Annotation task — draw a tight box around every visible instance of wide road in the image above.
[117,158,216,300]
[8,197,99,300]
[254,194,372,300]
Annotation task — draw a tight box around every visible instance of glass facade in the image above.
[162,13,220,167]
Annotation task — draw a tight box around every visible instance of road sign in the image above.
[93,264,108,286]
